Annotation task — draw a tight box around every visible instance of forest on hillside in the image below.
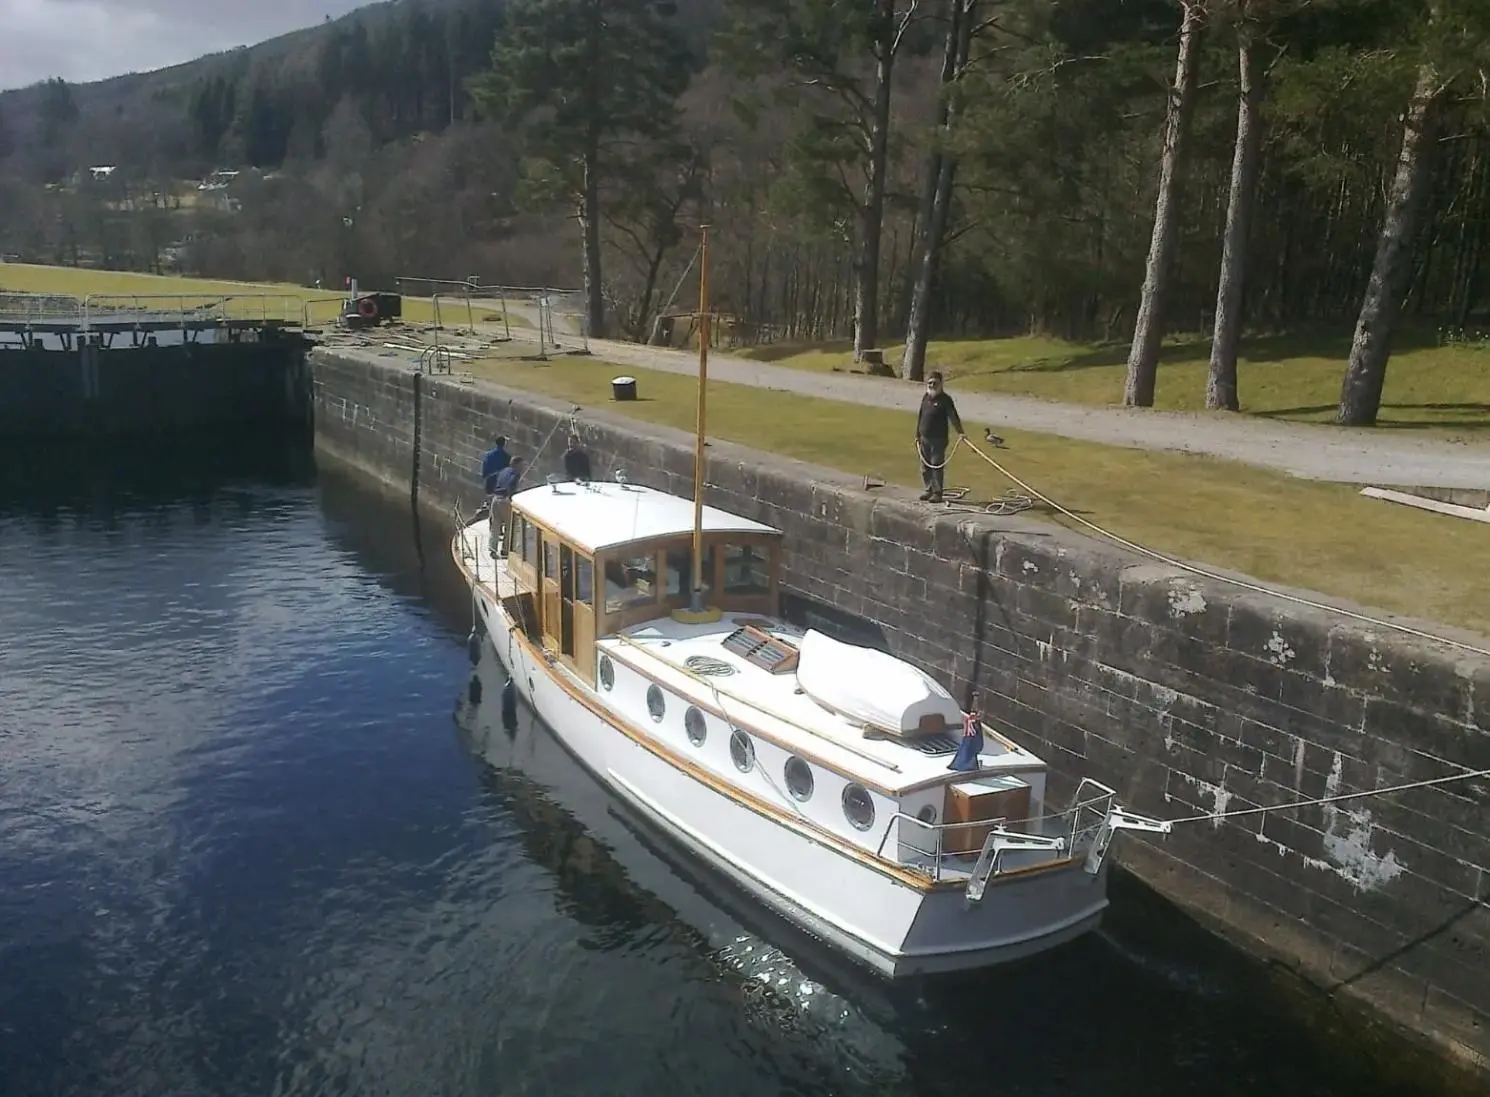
[1,0,1488,422]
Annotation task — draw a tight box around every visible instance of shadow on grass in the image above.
[736,338,855,362]
[1256,402,1490,431]
[1005,326,1446,375]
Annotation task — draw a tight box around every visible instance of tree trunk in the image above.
[1337,63,1443,426]
[853,0,896,362]
[580,146,605,339]
[1206,26,1263,412]
[901,0,974,381]
[1122,0,1203,407]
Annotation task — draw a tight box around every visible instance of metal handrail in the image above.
[869,788,1121,882]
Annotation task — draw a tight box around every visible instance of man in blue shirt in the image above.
[481,436,511,495]
[487,457,525,556]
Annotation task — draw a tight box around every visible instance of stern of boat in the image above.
[887,779,1171,975]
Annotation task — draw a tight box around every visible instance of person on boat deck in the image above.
[916,371,964,504]
[481,436,511,495]
[488,457,525,556]
[562,432,592,482]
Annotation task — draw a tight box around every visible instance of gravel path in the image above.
[573,337,1490,488]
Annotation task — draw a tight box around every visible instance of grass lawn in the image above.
[0,262,473,327]
[736,330,1490,437]
[468,352,1490,637]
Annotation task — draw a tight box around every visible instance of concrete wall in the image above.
[0,339,312,437]
[311,347,1490,1073]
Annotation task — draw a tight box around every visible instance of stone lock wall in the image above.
[311,348,1490,1071]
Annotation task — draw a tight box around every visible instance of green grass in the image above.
[468,351,1490,637]
[0,262,453,326]
[736,330,1490,437]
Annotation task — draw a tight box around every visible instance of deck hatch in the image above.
[722,625,800,675]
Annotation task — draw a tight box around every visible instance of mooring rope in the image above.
[1164,767,1490,826]
[957,435,1490,660]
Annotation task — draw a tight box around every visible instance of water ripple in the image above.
[0,443,1447,1097]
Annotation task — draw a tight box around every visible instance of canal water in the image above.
[0,433,1454,1097]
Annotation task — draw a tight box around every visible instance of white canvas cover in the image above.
[795,629,964,736]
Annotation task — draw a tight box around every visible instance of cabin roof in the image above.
[512,480,779,553]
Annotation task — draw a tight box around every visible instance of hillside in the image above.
[1,0,1486,428]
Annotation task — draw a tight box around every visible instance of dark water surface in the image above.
[0,434,1450,1097]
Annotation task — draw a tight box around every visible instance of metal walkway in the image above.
[0,292,308,349]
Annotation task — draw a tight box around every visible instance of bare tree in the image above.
[1123,0,1205,408]
[1336,61,1445,425]
[900,0,978,381]
[1206,3,1267,410]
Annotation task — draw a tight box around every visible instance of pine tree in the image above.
[470,0,693,339]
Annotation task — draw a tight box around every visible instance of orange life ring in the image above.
[357,296,378,318]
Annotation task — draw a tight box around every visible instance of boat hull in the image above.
[461,550,1113,979]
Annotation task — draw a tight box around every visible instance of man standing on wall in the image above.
[488,456,525,557]
[482,436,511,495]
[916,371,964,504]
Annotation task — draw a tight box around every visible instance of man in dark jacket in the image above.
[481,436,511,495]
[488,457,525,556]
[562,432,592,482]
[916,371,964,503]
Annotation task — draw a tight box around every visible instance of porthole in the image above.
[646,684,666,723]
[685,706,707,747]
[784,756,814,802]
[842,783,876,831]
[916,804,938,826]
[729,729,755,773]
[599,655,615,691]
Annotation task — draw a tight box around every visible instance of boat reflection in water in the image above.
[452,647,914,1081]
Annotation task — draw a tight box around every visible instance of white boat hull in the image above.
[465,558,1114,979]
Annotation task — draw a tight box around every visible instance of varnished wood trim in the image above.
[896,761,1048,797]
[454,537,1078,895]
[605,642,1043,800]
[601,644,904,797]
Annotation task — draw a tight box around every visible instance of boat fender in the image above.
[501,679,517,725]
[467,630,482,666]
[468,675,483,706]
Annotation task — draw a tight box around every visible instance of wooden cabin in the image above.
[502,481,783,685]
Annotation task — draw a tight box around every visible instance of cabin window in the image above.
[842,784,875,831]
[522,520,538,564]
[784,756,814,802]
[684,706,706,746]
[543,541,559,581]
[646,684,666,723]
[665,545,715,599]
[598,655,614,691]
[604,555,657,611]
[575,559,594,605]
[729,729,755,773]
[916,804,938,826]
[723,544,771,595]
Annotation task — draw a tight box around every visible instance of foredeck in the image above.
[599,616,1045,794]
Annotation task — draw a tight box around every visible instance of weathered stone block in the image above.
[309,348,1490,1071]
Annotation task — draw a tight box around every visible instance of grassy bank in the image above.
[0,262,532,327]
[467,352,1489,637]
[737,331,1490,437]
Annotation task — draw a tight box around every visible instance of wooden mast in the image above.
[688,224,710,614]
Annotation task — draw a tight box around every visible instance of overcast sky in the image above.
[0,0,371,91]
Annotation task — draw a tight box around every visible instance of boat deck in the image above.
[602,616,1044,794]
[455,522,1046,796]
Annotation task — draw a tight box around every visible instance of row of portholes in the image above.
[605,655,878,833]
